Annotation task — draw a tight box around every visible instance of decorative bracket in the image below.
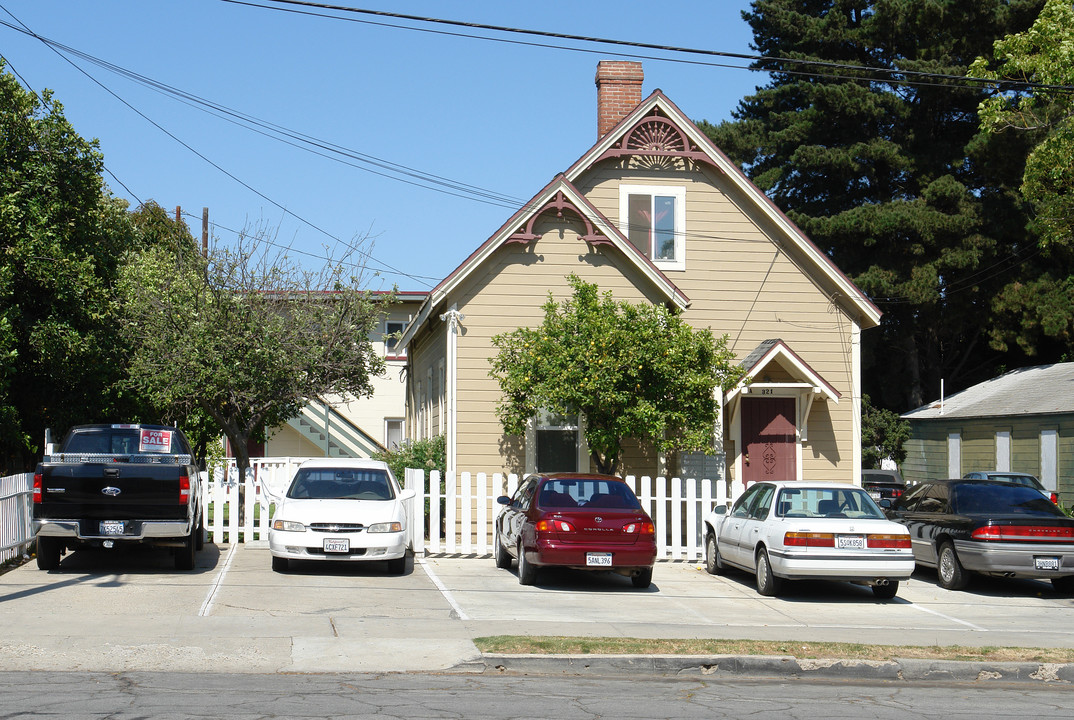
[506,190,614,247]
[596,109,712,165]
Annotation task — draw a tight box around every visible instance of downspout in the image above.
[439,305,464,477]
[852,322,862,485]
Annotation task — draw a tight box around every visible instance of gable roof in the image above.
[565,90,882,330]
[903,363,1074,420]
[726,338,841,404]
[398,173,689,347]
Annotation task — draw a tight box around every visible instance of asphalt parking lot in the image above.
[1,542,1073,674]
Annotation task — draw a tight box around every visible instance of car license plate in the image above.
[836,535,864,549]
[323,538,349,553]
[99,520,125,535]
[586,552,613,567]
[1035,556,1060,571]
[869,491,881,500]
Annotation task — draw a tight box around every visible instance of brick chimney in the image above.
[595,61,643,138]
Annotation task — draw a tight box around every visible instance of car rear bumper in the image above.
[33,518,193,540]
[529,538,657,569]
[268,530,407,561]
[953,539,1074,579]
[770,550,916,581]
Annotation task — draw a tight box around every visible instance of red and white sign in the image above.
[139,429,173,453]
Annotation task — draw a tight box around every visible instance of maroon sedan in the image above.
[494,473,657,588]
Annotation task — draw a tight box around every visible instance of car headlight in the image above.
[272,519,305,532]
[366,521,403,533]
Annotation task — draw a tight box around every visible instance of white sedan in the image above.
[702,481,914,599]
[268,458,415,574]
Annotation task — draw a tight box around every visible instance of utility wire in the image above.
[231,0,1074,95]
[0,6,431,287]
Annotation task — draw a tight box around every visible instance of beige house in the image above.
[261,291,427,459]
[399,61,881,484]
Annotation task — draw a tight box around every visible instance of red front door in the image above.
[742,397,797,483]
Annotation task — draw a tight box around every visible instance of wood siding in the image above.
[579,163,860,481]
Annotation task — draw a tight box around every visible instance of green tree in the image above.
[374,435,445,487]
[0,61,138,471]
[861,394,910,468]
[118,229,395,486]
[700,0,1045,412]
[489,275,746,475]
[969,0,1074,357]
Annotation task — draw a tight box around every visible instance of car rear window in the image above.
[775,487,885,519]
[288,468,395,500]
[538,478,642,510]
[952,483,1062,516]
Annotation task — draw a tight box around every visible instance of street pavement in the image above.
[2,542,1074,682]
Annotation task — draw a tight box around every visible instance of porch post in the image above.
[439,305,464,477]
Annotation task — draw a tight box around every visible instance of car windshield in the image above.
[537,478,642,510]
[952,483,1061,516]
[985,474,1041,489]
[775,487,885,519]
[287,468,395,500]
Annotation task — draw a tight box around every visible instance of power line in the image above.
[229,0,1074,95]
[0,7,435,288]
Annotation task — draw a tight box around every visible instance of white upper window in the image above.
[384,320,406,357]
[619,184,686,271]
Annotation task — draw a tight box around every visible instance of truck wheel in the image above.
[36,536,61,571]
[175,528,197,571]
[195,512,205,551]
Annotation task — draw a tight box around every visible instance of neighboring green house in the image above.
[901,363,1074,498]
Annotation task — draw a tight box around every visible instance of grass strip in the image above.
[473,635,1074,663]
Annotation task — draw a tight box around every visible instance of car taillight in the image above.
[867,534,911,549]
[536,518,575,533]
[784,532,835,547]
[624,521,656,535]
[33,473,42,503]
[971,525,1074,542]
[179,474,191,505]
[892,489,903,498]
[1051,493,1060,505]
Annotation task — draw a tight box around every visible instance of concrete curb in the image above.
[465,654,1074,684]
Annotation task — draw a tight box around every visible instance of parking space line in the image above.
[418,556,470,621]
[906,601,987,631]
[198,542,238,617]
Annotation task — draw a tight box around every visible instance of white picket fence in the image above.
[3,461,745,562]
[1,473,33,563]
[405,468,745,560]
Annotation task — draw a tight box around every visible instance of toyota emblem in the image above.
[595,516,603,523]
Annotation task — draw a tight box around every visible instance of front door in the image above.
[742,397,797,483]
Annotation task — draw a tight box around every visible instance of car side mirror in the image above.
[398,488,417,501]
[711,504,728,516]
[878,498,892,509]
[496,495,511,506]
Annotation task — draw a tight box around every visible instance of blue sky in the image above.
[1,1,764,292]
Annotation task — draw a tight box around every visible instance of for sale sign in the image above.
[139,428,173,453]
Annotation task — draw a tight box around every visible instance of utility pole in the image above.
[202,207,209,257]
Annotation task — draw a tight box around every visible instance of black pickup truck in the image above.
[32,424,204,570]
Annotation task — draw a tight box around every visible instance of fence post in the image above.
[445,471,457,554]
[476,473,489,555]
[429,470,442,553]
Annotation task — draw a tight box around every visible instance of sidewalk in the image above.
[1,544,1072,682]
